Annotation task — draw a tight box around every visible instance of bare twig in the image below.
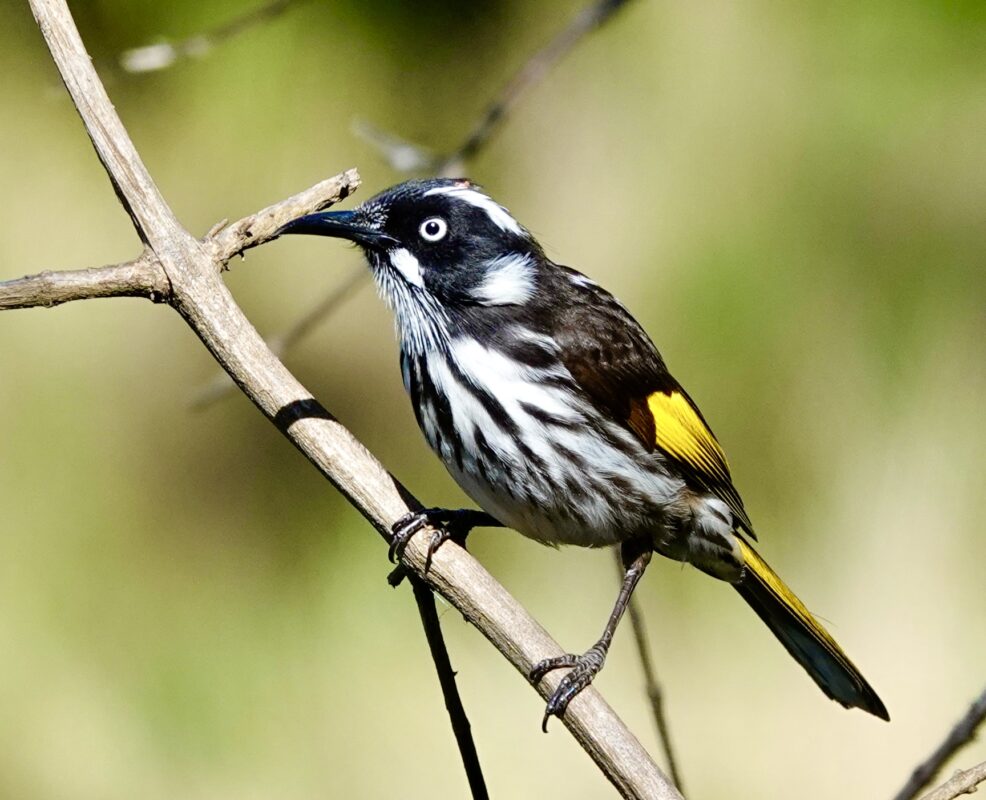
[410,577,489,800]
[208,171,360,264]
[0,173,360,310]
[352,119,439,174]
[19,1,678,796]
[442,0,634,174]
[615,552,685,794]
[893,687,986,800]
[0,253,166,309]
[919,761,986,800]
[359,0,637,176]
[119,0,310,73]
[194,0,640,399]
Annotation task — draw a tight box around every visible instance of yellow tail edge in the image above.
[735,537,889,721]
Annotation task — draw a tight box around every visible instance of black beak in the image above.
[277,210,398,250]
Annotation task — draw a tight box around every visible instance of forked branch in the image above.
[12,1,678,797]
[893,686,986,800]
[918,761,986,800]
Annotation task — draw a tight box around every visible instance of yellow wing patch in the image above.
[647,390,730,483]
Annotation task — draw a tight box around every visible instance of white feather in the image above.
[389,247,424,288]
[369,253,448,357]
[426,337,684,546]
[568,272,597,289]
[426,353,517,461]
[424,186,523,235]
[471,254,536,306]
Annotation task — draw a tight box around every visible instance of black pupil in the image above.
[424,220,441,237]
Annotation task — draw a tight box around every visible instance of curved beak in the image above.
[277,210,398,251]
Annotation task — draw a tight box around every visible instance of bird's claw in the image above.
[388,508,466,571]
[388,511,429,563]
[529,645,607,732]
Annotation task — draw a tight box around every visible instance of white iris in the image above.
[419,216,448,242]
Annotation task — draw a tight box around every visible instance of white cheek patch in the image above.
[389,247,424,288]
[472,253,536,305]
[424,186,523,235]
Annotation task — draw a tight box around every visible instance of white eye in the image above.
[419,216,448,242]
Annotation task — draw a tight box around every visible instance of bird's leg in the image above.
[389,508,502,570]
[530,539,652,731]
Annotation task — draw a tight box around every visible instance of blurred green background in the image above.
[2,0,985,797]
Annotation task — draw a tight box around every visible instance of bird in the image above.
[278,177,889,727]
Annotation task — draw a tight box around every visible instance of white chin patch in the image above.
[424,186,523,235]
[472,253,536,305]
[389,247,424,288]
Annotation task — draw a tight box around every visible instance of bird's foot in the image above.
[388,508,478,570]
[529,644,608,732]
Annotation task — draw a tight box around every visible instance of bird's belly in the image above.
[405,344,687,548]
[450,462,620,547]
[432,415,684,548]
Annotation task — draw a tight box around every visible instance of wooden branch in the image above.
[919,761,986,800]
[207,171,358,264]
[0,254,166,309]
[0,173,359,310]
[893,687,986,800]
[188,265,366,409]
[21,1,679,797]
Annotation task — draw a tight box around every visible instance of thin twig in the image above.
[358,0,637,176]
[410,577,489,800]
[443,0,634,174]
[615,550,686,794]
[207,171,360,263]
[0,172,358,310]
[352,119,438,174]
[0,253,166,309]
[119,0,311,73]
[20,2,679,796]
[195,0,640,399]
[919,761,986,800]
[893,687,986,800]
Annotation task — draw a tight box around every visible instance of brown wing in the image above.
[551,269,755,536]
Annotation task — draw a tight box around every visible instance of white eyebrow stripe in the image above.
[389,247,424,288]
[472,253,536,305]
[424,186,523,235]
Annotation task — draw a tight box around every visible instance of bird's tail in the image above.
[734,536,889,720]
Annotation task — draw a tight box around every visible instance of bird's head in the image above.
[279,180,544,349]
